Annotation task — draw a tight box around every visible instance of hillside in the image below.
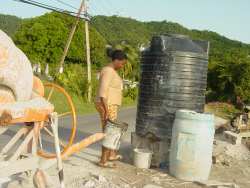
[0,14,21,36]
[0,13,250,102]
[1,13,249,55]
[91,15,250,53]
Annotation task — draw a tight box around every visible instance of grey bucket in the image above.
[133,148,153,169]
[102,120,128,150]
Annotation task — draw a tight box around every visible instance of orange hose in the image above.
[62,133,105,159]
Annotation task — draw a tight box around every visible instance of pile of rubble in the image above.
[67,174,131,188]
[213,139,250,166]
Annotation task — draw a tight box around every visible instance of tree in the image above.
[208,49,250,102]
[14,12,107,68]
[115,43,140,80]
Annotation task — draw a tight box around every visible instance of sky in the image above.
[1,0,250,44]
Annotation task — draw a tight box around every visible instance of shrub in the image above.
[56,64,98,101]
[123,87,138,101]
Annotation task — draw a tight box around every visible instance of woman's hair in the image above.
[107,48,127,61]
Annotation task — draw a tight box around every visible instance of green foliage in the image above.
[0,14,21,36]
[92,16,150,47]
[208,49,250,102]
[14,12,107,67]
[56,64,85,97]
[123,87,138,101]
[114,43,140,80]
[56,64,98,101]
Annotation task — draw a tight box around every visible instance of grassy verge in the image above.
[43,79,137,115]
[73,96,137,115]
[205,102,239,120]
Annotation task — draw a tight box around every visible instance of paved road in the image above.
[71,107,137,162]
[0,107,137,163]
[75,107,137,141]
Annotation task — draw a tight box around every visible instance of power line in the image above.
[13,0,90,20]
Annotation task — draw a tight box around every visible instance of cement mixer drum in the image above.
[0,30,33,102]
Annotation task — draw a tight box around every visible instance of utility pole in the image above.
[58,0,85,73]
[84,0,92,102]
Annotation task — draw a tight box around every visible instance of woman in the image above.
[95,49,127,167]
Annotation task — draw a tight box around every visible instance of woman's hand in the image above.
[104,111,109,124]
[100,97,109,124]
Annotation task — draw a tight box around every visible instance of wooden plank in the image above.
[10,109,50,123]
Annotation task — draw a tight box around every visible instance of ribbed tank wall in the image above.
[136,34,209,139]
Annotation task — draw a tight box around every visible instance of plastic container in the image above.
[102,120,128,150]
[169,110,215,181]
[133,148,153,169]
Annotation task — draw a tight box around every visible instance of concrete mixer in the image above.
[0,30,104,187]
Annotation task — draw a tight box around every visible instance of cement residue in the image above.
[0,97,53,118]
[213,139,250,163]
[66,174,131,188]
[224,143,250,160]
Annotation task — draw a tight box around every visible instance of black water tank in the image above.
[136,34,209,139]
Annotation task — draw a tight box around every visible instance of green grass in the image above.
[73,95,137,115]
[205,102,239,120]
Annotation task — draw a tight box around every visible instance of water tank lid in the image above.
[164,34,189,39]
[175,110,214,122]
[150,35,208,54]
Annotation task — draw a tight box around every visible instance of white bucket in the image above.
[102,120,128,150]
[133,148,153,169]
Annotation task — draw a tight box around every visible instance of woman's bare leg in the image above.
[95,103,115,166]
[99,146,109,165]
[107,105,121,160]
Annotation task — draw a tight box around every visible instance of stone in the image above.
[98,175,107,183]
[196,180,239,188]
[151,177,160,183]
[33,169,54,188]
[83,179,96,187]
[224,131,242,145]
[215,116,229,129]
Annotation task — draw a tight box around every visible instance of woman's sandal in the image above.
[98,162,117,168]
[108,155,123,161]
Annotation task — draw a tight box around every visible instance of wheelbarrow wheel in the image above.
[37,82,77,159]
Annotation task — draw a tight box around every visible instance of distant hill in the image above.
[1,13,249,53]
[91,15,250,54]
[0,14,21,36]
